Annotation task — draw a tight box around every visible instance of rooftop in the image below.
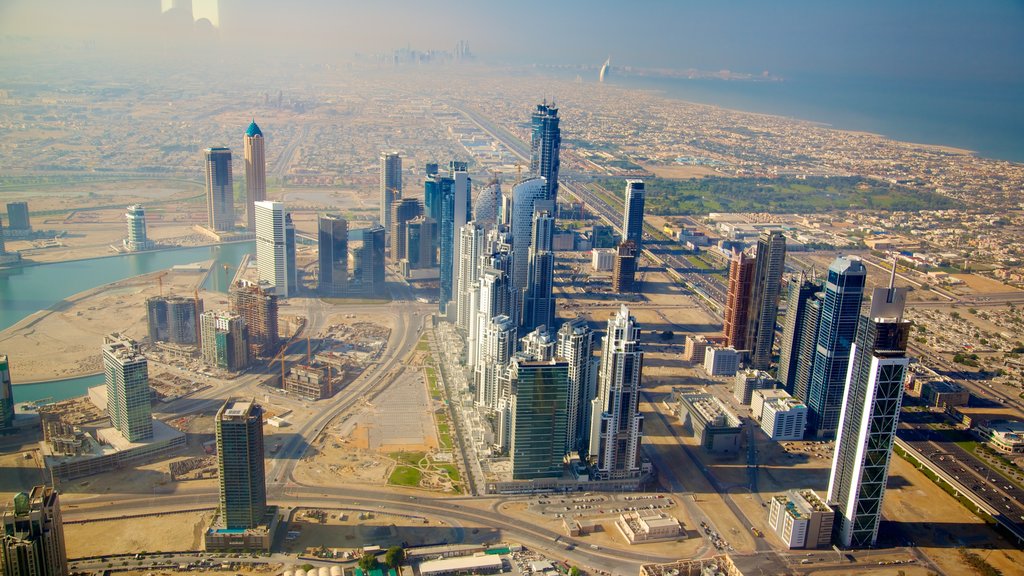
[246,120,263,138]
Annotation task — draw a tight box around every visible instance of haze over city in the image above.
[1,2,1024,576]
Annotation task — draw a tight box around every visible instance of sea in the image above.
[605,72,1024,163]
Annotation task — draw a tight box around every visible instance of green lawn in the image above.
[388,466,422,487]
[389,451,427,466]
[437,463,461,483]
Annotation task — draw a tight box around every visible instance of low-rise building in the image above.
[733,370,777,405]
[282,363,334,400]
[704,346,740,377]
[767,490,835,549]
[977,420,1024,454]
[683,335,709,364]
[419,554,503,576]
[640,555,744,576]
[591,248,615,272]
[614,510,684,544]
[921,379,970,408]
[752,389,807,441]
[678,390,742,453]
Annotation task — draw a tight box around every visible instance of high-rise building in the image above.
[0,215,6,254]
[456,222,485,331]
[806,256,867,437]
[285,213,297,291]
[611,241,638,293]
[777,279,822,393]
[557,317,596,455]
[123,205,153,251]
[723,250,755,350]
[5,201,31,232]
[474,179,502,229]
[424,166,442,225]
[317,214,348,296]
[510,177,549,300]
[439,163,471,313]
[530,102,561,202]
[745,231,787,369]
[229,281,278,359]
[146,295,203,345]
[405,216,437,269]
[0,355,13,431]
[509,354,569,480]
[200,311,249,371]
[254,201,291,297]
[792,292,824,405]
[380,152,402,233]
[243,121,266,231]
[0,486,67,576]
[471,263,513,369]
[102,334,152,442]
[524,205,556,332]
[390,198,423,263]
[350,225,386,297]
[205,147,235,232]
[622,180,646,251]
[474,314,517,409]
[589,305,644,480]
[828,272,910,548]
[520,325,556,361]
[215,399,266,529]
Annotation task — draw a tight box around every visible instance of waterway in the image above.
[1,241,254,404]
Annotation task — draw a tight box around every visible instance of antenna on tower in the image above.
[888,257,898,290]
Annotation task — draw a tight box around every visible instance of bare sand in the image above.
[64,511,213,557]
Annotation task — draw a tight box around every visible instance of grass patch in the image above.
[388,466,422,487]
[389,451,426,466]
[425,367,441,400]
[436,464,461,483]
[415,337,431,352]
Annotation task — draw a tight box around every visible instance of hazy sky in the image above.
[1,0,1022,82]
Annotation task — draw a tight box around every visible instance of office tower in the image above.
[215,399,266,529]
[524,206,556,332]
[439,163,471,313]
[530,102,561,202]
[470,263,513,368]
[405,216,437,269]
[828,272,910,548]
[350,225,386,297]
[5,201,31,232]
[123,204,153,251]
[146,295,203,345]
[380,152,402,233]
[456,222,485,331]
[423,167,442,225]
[243,121,266,231]
[425,162,439,178]
[205,147,234,232]
[510,177,548,298]
[745,231,787,369]
[390,198,423,262]
[254,201,291,297]
[806,256,867,436]
[723,250,755,350]
[622,180,646,251]
[229,281,278,358]
[200,311,249,371]
[475,314,517,409]
[589,305,644,480]
[611,241,638,293]
[521,325,556,361]
[0,355,13,431]
[509,354,569,479]
[285,213,297,291]
[793,293,824,404]
[0,216,5,254]
[777,279,822,393]
[474,178,502,229]
[317,214,348,296]
[0,486,67,576]
[557,317,596,455]
[102,334,152,442]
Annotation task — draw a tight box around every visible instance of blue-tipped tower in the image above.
[246,120,263,138]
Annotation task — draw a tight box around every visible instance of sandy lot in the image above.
[951,273,1023,294]
[281,507,477,554]
[64,510,213,557]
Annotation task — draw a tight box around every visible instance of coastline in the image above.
[13,371,103,387]
[0,238,253,271]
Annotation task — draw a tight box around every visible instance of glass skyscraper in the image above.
[216,399,266,529]
[530,102,561,202]
[509,355,569,480]
[205,147,234,232]
[103,334,153,442]
[777,278,823,395]
[317,214,348,296]
[622,180,646,251]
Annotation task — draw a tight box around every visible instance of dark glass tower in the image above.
[0,356,13,431]
[524,206,555,332]
[204,147,234,232]
[317,214,348,296]
[746,230,787,370]
[216,399,266,529]
[806,256,867,436]
[777,278,821,393]
[622,180,646,251]
[530,103,561,202]
[509,356,569,480]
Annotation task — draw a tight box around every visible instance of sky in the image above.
[1,0,1022,83]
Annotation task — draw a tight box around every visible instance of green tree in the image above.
[384,546,406,569]
[569,568,581,576]
[358,552,378,573]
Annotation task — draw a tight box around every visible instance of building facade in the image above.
[317,214,348,296]
[612,241,638,293]
[229,281,278,359]
[745,231,787,369]
[0,486,67,576]
[254,201,291,297]
[530,102,561,202]
[589,305,644,480]
[557,317,596,456]
[243,121,266,231]
[723,250,755,350]
[509,355,569,480]
[216,399,266,529]
[622,180,646,251]
[146,295,202,345]
[777,278,822,393]
[205,147,234,232]
[0,355,13,431]
[124,204,153,251]
[103,334,152,442]
[380,152,402,234]
[200,311,249,372]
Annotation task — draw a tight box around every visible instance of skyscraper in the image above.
[254,201,291,297]
[723,250,755,350]
[510,177,548,301]
[474,178,502,229]
[530,102,561,202]
[5,202,31,233]
[439,163,471,314]
[0,486,67,576]
[520,324,556,361]
[777,278,822,394]
[524,206,556,332]
[124,205,153,251]
[146,295,203,345]
[205,147,234,232]
[622,180,646,251]
[557,317,596,455]
[317,214,348,296]
[215,399,266,529]
[380,152,402,233]
[470,260,514,369]
[611,241,638,293]
[350,225,386,297]
[792,292,824,405]
[243,121,266,231]
[806,256,867,437]
[200,311,249,371]
[828,271,910,548]
[0,355,13,431]
[745,231,787,369]
[285,213,297,291]
[589,305,644,480]
[390,198,423,263]
[509,354,569,480]
[102,334,152,442]
[474,314,517,409]
[229,281,278,359]
[405,216,437,270]
[456,222,485,331]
